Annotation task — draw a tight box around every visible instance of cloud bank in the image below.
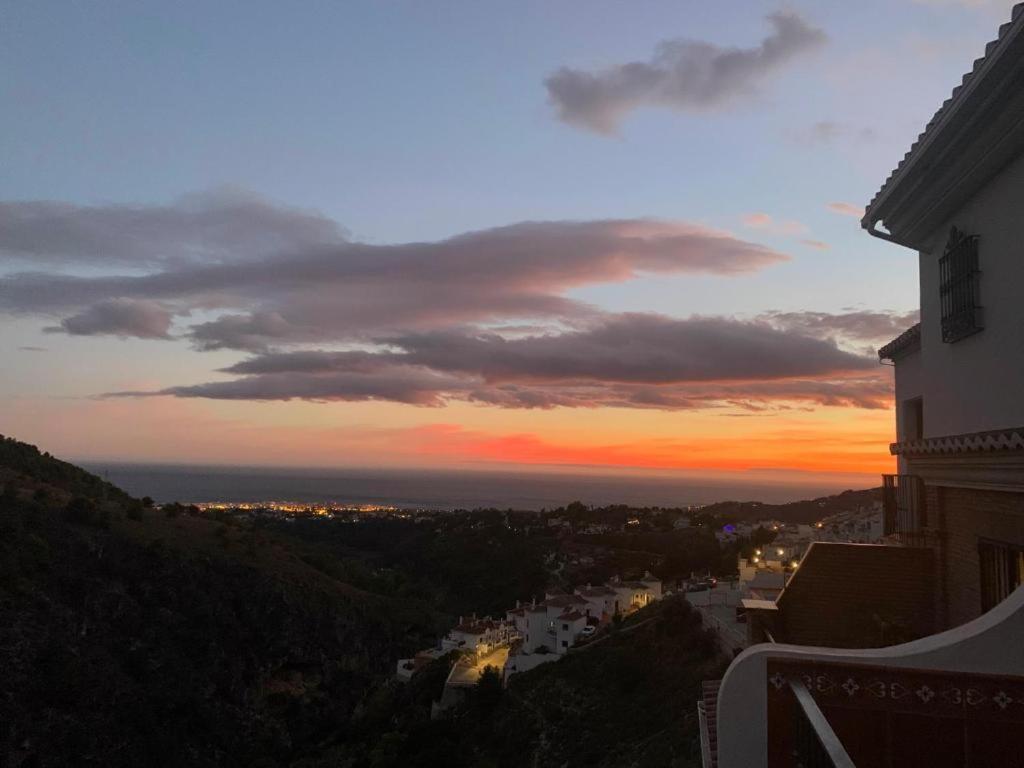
[0,199,787,350]
[0,189,346,268]
[114,314,889,412]
[545,11,826,134]
[3,190,902,414]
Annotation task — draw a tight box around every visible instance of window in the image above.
[902,397,924,440]
[561,640,568,648]
[939,227,982,343]
[979,539,1024,612]
[562,623,568,631]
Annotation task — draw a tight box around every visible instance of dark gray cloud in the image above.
[45,298,174,339]
[0,188,345,268]
[759,309,920,346]
[546,11,826,134]
[382,314,875,383]
[188,312,298,352]
[221,315,875,383]
[143,365,470,407]
[122,314,886,410]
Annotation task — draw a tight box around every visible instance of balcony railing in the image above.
[697,679,721,768]
[767,657,1024,768]
[789,676,856,768]
[882,474,927,539]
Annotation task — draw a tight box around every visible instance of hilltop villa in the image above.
[701,6,1024,766]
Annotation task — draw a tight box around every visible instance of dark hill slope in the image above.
[0,437,439,768]
[701,486,882,525]
[320,597,727,768]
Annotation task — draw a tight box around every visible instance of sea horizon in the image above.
[83,461,879,511]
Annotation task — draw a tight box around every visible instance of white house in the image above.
[609,578,658,612]
[574,584,618,621]
[553,610,588,654]
[440,617,512,655]
[702,9,1024,765]
[519,603,552,653]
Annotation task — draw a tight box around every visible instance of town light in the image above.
[776,548,784,556]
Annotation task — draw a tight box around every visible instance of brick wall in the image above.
[932,485,1024,629]
[775,543,936,648]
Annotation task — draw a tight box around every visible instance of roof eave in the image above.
[862,5,1024,249]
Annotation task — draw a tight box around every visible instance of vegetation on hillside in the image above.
[0,438,440,767]
[701,486,881,525]
[316,597,726,767]
[0,436,741,767]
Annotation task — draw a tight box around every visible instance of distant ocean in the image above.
[81,463,869,511]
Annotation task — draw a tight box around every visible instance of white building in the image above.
[395,647,447,682]
[440,617,515,655]
[702,10,1024,765]
[574,584,619,621]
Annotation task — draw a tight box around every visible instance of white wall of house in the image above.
[641,575,663,600]
[554,615,587,654]
[522,610,550,653]
[444,629,484,652]
[898,148,1024,439]
[579,594,608,618]
[504,650,557,678]
[892,345,923,448]
[612,584,647,610]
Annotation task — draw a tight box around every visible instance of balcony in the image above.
[882,474,928,544]
[785,674,856,768]
[709,585,1024,768]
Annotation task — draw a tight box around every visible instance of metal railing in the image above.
[882,474,926,537]
[697,700,714,768]
[789,676,856,768]
[697,679,721,768]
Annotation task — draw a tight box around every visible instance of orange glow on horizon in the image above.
[399,422,895,475]
[0,393,895,481]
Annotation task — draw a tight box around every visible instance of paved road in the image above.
[449,646,509,686]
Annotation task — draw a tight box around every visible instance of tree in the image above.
[63,496,98,525]
[565,500,587,517]
[473,665,504,714]
[2,482,18,505]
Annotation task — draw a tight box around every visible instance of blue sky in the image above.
[0,0,1015,476]
[3,1,1007,309]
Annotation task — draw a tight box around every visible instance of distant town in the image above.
[368,491,885,709]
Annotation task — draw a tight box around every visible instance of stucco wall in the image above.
[892,346,922,448]
[913,148,1024,437]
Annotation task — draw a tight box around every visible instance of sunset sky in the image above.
[1,1,1013,488]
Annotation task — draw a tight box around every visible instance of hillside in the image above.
[0,436,442,768]
[0,436,728,767]
[319,596,727,768]
[700,486,882,525]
